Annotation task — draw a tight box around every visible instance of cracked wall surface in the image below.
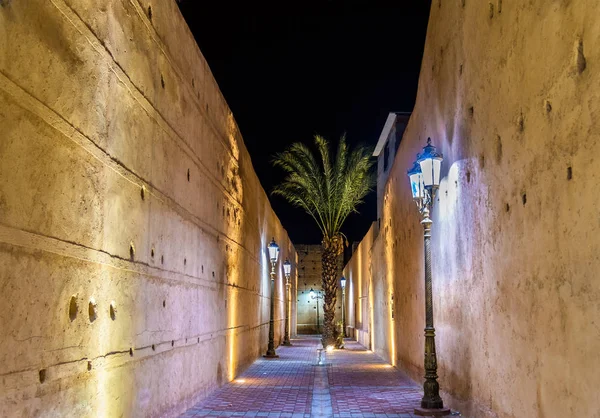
[344,1,600,417]
[0,1,296,416]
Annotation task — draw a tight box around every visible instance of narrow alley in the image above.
[180,338,425,418]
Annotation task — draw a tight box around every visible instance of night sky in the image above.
[178,1,432,245]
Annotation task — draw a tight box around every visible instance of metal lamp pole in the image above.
[408,139,451,416]
[310,288,323,334]
[283,259,292,346]
[264,238,280,358]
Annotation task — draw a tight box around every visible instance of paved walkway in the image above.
[180,337,425,418]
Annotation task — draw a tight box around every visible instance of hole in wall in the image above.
[152,344,156,351]
[88,299,97,322]
[129,243,135,261]
[576,39,587,74]
[466,171,471,183]
[184,258,187,266]
[187,168,190,182]
[461,0,465,7]
[163,300,166,308]
[489,2,494,18]
[518,115,525,133]
[201,265,204,273]
[459,64,463,76]
[147,5,152,20]
[206,103,208,112]
[468,106,474,118]
[110,301,117,320]
[567,166,573,180]
[160,74,165,89]
[522,193,527,205]
[39,369,46,384]
[496,135,503,163]
[141,185,146,200]
[69,295,78,321]
[151,248,155,258]
[212,271,215,278]
[161,255,164,265]
[197,337,200,343]
[192,78,195,88]
[87,361,92,371]
[545,100,552,114]
[171,340,174,347]
[497,0,502,13]
[506,203,510,212]
[129,348,134,357]
[479,154,485,169]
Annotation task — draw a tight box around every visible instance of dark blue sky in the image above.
[178,1,432,244]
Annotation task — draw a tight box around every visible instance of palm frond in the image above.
[272,134,375,240]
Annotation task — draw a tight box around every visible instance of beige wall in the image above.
[344,1,600,417]
[342,225,375,349]
[296,244,342,334]
[0,1,295,417]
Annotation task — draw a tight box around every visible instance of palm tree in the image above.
[272,135,375,348]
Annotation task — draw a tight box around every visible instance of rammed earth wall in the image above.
[0,1,296,416]
[343,1,600,417]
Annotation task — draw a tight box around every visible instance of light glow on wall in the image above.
[437,162,461,222]
[383,183,397,366]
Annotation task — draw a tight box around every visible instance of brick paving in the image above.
[180,337,430,418]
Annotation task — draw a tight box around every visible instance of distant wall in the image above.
[342,225,375,349]
[296,244,342,334]
[0,1,295,417]
[344,1,600,417]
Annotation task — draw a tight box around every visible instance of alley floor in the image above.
[180,337,428,418]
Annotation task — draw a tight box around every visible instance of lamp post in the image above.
[340,276,347,338]
[309,288,323,334]
[283,258,292,346]
[407,138,451,416]
[264,238,280,358]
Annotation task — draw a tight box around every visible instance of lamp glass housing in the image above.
[268,238,279,263]
[309,288,315,298]
[417,138,443,188]
[407,160,424,200]
[283,259,291,276]
[340,276,347,289]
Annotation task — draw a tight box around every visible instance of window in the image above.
[383,142,390,171]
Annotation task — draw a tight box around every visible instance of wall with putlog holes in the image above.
[295,244,343,335]
[0,0,296,416]
[344,1,600,417]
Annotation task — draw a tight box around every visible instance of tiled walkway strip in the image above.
[180,337,425,418]
[311,363,333,417]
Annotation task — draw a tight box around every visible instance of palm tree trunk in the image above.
[321,245,338,348]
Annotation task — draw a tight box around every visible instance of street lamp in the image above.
[282,258,292,346]
[264,238,280,358]
[340,276,347,338]
[407,138,451,416]
[309,288,323,334]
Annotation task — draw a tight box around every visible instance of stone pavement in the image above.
[180,337,429,418]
